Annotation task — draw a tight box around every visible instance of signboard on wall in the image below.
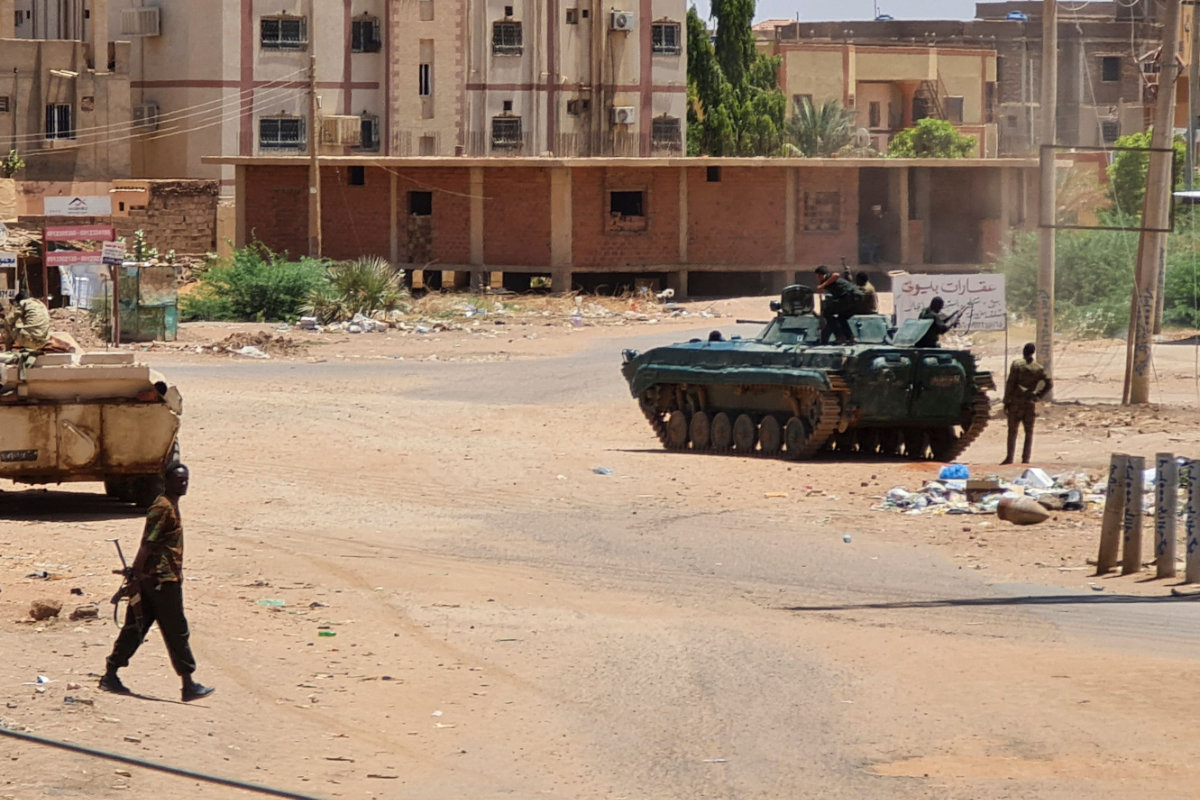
[0,251,16,299]
[44,196,113,217]
[892,273,1007,333]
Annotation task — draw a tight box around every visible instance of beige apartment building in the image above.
[465,0,688,155]
[1,0,132,181]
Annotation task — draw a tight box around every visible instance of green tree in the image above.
[685,3,785,156]
[1,149,24,178]
[784,98,855,157]
[1106,130,1187,217]
[887,118,976,158]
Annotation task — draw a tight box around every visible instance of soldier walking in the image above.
[1001,342,1052,465]
[99,463,216,702]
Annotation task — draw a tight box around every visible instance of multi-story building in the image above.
[761,39,998,157]
[464,0,688,156]
[760,1,1162,155]
[2,0,132,181]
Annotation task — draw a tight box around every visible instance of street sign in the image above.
[44,195,113,217]
[101,241,126,267]
[45,251,105,267]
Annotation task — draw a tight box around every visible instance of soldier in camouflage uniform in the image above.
[1001,342,1052,465]
[99,463,216,702]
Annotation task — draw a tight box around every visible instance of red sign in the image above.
[44,225,115,242]
[45,251,104,267]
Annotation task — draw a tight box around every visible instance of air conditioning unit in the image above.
[610,11,635,31]
[320,115,362,146]
[611,106,636,125]
[133,102,160,131]
[121,7,161,36]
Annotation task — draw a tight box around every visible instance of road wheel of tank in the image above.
[710,412,733,453]
[130,475,165,509]
[104,477,129,500]
[689,411,711,450]
[733,414,757,454]
[903,429,930,460]
[665,410,690,450]
[783,417,809,460]
[857,429,879,455]
[758,415,782,456]
[929,427,957,461]
[878,428,902,457]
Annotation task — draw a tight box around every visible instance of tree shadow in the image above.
[1,487,145,522]
[784,592,1200,612]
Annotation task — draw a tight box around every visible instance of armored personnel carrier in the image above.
[0,350,182,506]
[620,285,993,461]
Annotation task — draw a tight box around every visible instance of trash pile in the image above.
[876,466,1100,517]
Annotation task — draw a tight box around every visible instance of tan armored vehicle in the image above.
[0,350,182,506]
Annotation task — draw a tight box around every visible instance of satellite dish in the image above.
[854,128,871,147]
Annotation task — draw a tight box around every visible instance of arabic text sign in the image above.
[44,196,113,217]
[0,251,15,299]
[45,250,104,267]
[44,225,115,242]
[893,274,1007,332]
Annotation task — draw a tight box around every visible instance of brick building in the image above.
[208,156,1037,297]
[760,1,1162,156]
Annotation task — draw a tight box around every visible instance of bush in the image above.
[305,256,409,323]
[1107,130,1187,217]
[887,118,976,158]
[180,243,328,322]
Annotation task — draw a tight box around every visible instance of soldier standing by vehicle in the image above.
[814,265,861,344]
[915,296,969,348]
[99,463,216,702]
[854,272,878,314]
[1001,342,1052,465]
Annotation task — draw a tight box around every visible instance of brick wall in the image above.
[795,167,859,265]
[484,168,551,266]
[321,166,391,261]
[245,167,308,257]
[571,167,680,268]
[687,167,786,265]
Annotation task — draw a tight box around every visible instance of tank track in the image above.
[637,382,842,460]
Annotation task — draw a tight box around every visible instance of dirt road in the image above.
[3,300,1200,799]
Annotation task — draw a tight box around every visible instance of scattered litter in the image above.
[431,710,443,717]
[70,587,83,596]
[938,463,969,480]
[367,774,399,779]
[592,467,613,476]
[308,601,329,609]
[256,599,286,607]
[63,696,94,706]
[1013,467,1053,489]
[123,735,141,743]
[842,534,852,543]
[875,468,1107,517]
[996,496,1051,525]
[763,491,788,499]
[235,345,270,359]
[66,682,81,690]
[318,630,336,637]
[69,604,99,621]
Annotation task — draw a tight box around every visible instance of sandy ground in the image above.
[3,295,1200,799]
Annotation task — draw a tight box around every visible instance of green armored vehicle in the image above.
[620,285,994,461]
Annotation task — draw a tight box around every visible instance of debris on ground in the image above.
[29,599,63,621]
[875,468,1099,516]
[48,307,106,349]
[200,332,307,358]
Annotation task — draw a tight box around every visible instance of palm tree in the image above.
[784,98,855,157]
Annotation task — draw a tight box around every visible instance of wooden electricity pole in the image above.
[1125,0,1182,405]
[1036,0,1057,393]
[308,54,323,259]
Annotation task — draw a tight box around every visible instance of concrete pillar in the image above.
[234,165,247,248]
[90,0,110,71]
[549,167,572,268]
[678,166,688,263]
[0,0,15,39]
[667,270,688,299]
[551,270,571,292]
[469,166,485,285]
[784,167,797,266]
[897,166,911,265]
[216,202,237,260]
[389,170,399,266]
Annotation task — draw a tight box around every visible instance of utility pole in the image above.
[1125,0,1182,405]
[307,53,323,259]
[1189,0,1198,191]
[1036,0,1057,394]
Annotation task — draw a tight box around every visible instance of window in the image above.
[1101,120,1119,143]
[45,104,73,139]
[357,114,380,151]
[566,98,591,116]
[651,22,681,54]
[985,82,996,124]
[944,96,964,124]
[493,21,522,54]
[419,135,436,155]
[347,166,366,186]
[259,116,304,149]
[0,96,9,113]
[706,166,721,182]
[351,15,381,52]
[610,191,644,217]
[418,63,432,97]
[492,116,522,149]
[803,191,841,232]
[261,15,307,50]
[502,100,513,112]
[1101,56,1120,83]
[409,191,433,216]
[566,8,579,24]
[868,101,881,128]
[651,116,682,151]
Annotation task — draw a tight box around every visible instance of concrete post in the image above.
[1156,452,1178,579]
[1121,455,1146,575]
[1096,453,1127,574]
[1186,460,1200,583]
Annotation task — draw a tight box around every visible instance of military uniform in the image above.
[1003,358,1052,464]
[857,281,878,314]
[106,495,198,678]
[818,273,862,344]
[915,307,951,348]
[5,297,51,350]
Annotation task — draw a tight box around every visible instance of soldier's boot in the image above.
[182,676,215,702]
[1001,425,1017,465]
[1021,437,1033,464]
[98,667,132,695]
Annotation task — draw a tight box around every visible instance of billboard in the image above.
[893,273,1007,332]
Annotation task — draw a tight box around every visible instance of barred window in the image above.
[0,96,10,113]
[803,191,841,232]
[261,15,307,50]
[260,116,304,149]
[1101,120,1119,143]
[493,21,523,55]
[357,115,380,151]
[651,22,681,55]
[351,15,381,52]
[651,116,682,150]
[46,104,73,139]
[492,116,522,149]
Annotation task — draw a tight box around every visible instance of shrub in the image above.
[304,255,409,323]
[180,243,327,322]
[887,118,976,158]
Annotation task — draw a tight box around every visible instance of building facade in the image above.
[761,1,1162,156]
[1,0,132,181]
[765,41,998,156]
